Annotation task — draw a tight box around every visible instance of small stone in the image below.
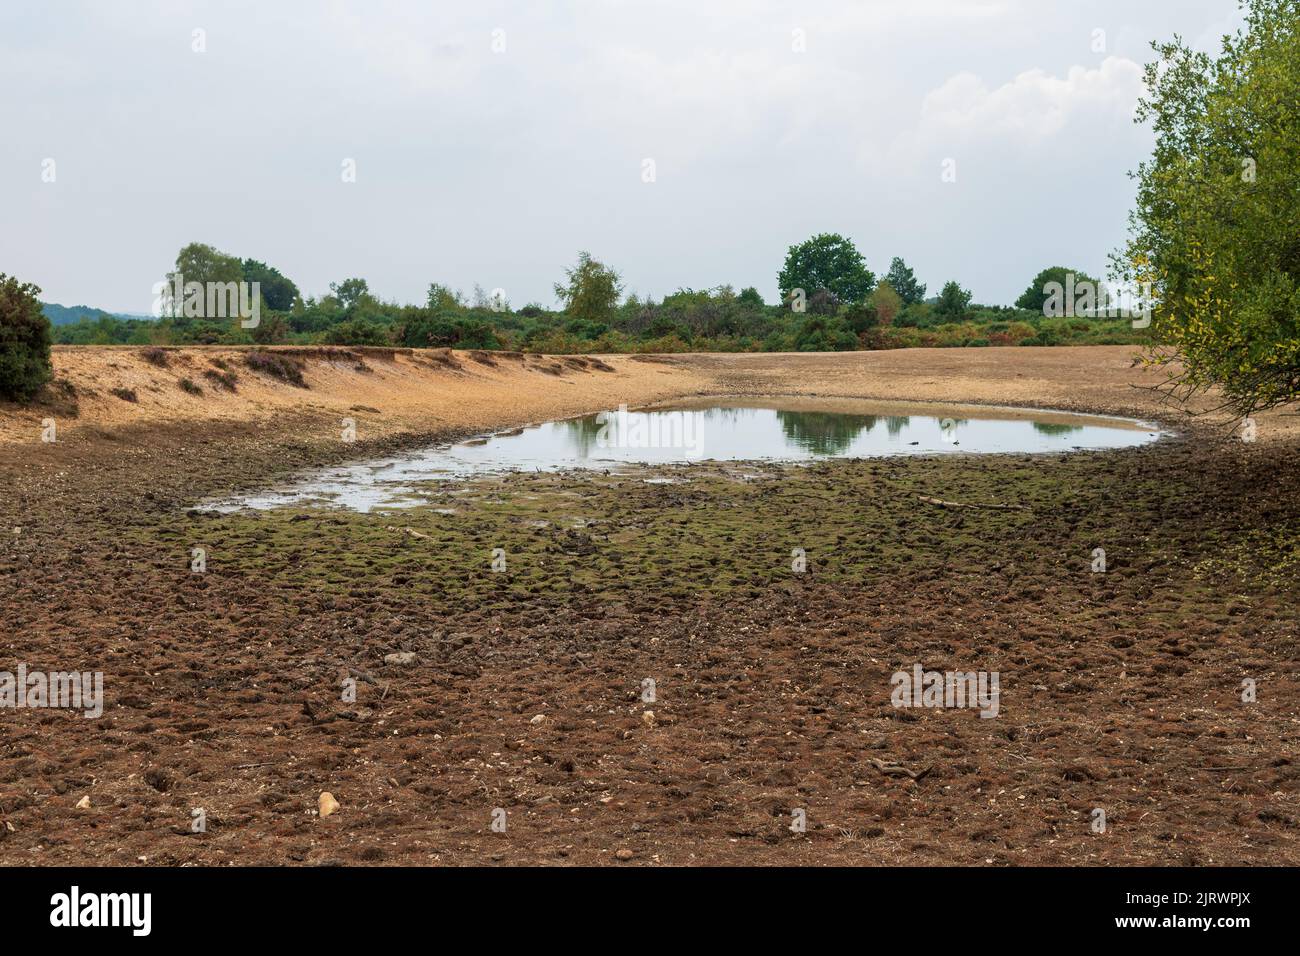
[615,848,634,861]
[318,792,340,817]
[75,795,91,809]
[529,713,545,725]
[641,710,656,728]
[383,651,417,666]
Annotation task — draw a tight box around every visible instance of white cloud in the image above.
[913,56,1144,143]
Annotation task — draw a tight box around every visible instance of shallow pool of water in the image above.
[200,400,1164,512]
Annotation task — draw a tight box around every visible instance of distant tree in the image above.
[329,278,371,314]
[871,280,903,327]
[165,242,243,321]
[737,286,765,309]
[934,281,973,320]
[778,233,874,305]
[242,259,300,311]
[426,283,462,311]
[172,242,243,287]
[1014,266,1099,313]
[885,257,926,305]
[554,252,623,325]
[0,274,53,402]
[1121,0,1300,414]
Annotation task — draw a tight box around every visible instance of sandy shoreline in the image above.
[2,345,1293,450]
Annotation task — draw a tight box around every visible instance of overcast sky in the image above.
[0,0,1243,313]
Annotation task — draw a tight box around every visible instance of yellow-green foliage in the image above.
[1125,0,1300,413]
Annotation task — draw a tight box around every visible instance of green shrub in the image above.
[397,310,500,350]
[324,319,391,346]
[0,274,53,402]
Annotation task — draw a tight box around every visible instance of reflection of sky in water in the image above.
[200,406,1162,512]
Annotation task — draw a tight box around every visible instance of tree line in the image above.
[44,236,1145,356]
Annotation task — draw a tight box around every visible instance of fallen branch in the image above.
[917,495,1028,512]
[868,757,932,781]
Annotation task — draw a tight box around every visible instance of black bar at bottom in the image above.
[0,865,1277,941]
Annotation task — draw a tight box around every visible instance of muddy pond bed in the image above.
[199,398,1165,512]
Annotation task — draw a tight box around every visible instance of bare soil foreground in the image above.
[1,345,1297,866]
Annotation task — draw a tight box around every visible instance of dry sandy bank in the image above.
[2,344,1294,448]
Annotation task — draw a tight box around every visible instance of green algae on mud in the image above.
[159,439,1289,612]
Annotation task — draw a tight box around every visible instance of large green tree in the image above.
[1120,0,1300,414]
[778,233,874,305]
[0,274,53,402]
[242,259,300,311]
[554,252,623,325]
[164,242,244,323]
[1015,266,1100,314]
[933,281,973,321]
[885,257,926,305]
[170,242,242,288]
[329,278,372,314]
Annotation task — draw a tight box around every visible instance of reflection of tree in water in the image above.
[558,413,606,458]
[776,411,879,455]
[559,408,725,459]
[1031,422,1084,437]
[885,416,909,436]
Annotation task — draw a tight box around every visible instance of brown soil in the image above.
[1,346,1296,866]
